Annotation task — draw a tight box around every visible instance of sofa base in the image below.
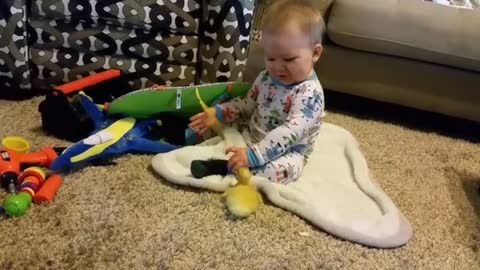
[315,44,480,123]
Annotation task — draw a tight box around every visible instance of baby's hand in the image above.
[189,112,209,134]
[226,147,250,171]
[189,109,217,134]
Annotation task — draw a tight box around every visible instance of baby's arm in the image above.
[248,83,324,167]
[214,72,265,124]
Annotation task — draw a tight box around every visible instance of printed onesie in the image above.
[215,70,325,184]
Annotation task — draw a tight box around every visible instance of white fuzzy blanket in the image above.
[151,123,413,248]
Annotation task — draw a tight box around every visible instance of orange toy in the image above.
[34,174,63,204]
[0,146,60,193]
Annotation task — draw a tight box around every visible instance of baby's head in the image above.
[261,0,325,85]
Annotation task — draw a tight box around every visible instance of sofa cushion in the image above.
[198,0,255,83]
[0,0,32,96]
[31,0,202,34]
[327,0,480,72]
[30,47,197,89]
[29,18,199,89]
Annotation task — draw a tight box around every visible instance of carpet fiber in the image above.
[0,95,479,269]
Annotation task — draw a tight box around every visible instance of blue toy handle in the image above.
[184,128,198,146]
[78,93,106,130]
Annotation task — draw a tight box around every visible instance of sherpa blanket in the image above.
[151,123,413,248]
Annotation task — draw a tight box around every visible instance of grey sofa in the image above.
[246,0,480,123]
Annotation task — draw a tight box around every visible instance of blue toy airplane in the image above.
[50,92,179,172]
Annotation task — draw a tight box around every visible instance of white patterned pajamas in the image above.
[251,150,304,184]
[215,70,325,184]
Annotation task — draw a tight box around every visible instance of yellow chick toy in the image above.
[195,88,263,218]
[223,167,263,218]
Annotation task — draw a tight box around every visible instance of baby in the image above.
[189,0,326,184]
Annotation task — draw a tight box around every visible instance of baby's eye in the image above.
[284,57,297,62]
[267,58,275,62]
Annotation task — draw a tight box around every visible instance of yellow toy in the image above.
[2,136,31,153]
[195,88,262,218]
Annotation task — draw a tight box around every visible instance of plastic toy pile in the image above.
[0,69,251,218]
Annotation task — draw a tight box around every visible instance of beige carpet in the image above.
[0,95,479,269]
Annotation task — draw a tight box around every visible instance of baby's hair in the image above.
[261,0,326,44]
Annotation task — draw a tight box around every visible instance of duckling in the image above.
[195,88,262,218]
[223,167,263,218]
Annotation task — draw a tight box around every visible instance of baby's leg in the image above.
[252,151,305,184]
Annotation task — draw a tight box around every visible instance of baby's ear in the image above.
[312,43,323,63]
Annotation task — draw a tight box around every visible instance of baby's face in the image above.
[262,29,322,85]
